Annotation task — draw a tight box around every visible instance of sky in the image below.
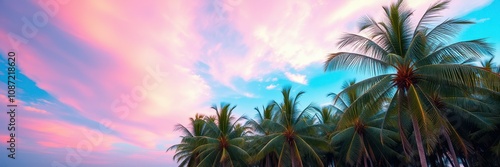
[0,0,498,166]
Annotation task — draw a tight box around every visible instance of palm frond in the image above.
[417,39,493,66]
[418,64,500,91]
[414,0,450,34]
[338,33,389,59]
[426,19,474,52]
[295,135,326,167]
[324,52,392,75]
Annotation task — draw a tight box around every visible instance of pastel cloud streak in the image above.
[0,0,493,166]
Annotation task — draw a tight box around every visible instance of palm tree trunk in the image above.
[289,141,303,167]
[411,116,428,167]
[398,92,412,160]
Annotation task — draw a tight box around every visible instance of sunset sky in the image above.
[0,0,498,166]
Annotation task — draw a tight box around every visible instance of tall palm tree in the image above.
[167,114,207,167]
[324,0,499,166]
[256,86,328,167]
[193,103,250,167]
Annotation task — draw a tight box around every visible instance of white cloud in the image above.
[266,84,277,90]
[285,72,308,85]
[243,92,257,98]
[264,77,278,82]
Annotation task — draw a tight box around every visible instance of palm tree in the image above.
[478,57,499,74]
[324,0,499,166]
[248,103,279,136]
[315,105,340,167]
[329,80,399,166]
[167,114,207,167]
[193,103,250,167]
[332,111,400,167]
[246,103,280,166]
[256,86,328,167]
[462,56,500,75]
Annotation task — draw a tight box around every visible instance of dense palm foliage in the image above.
[328,80,400,166]
[168,114,207,166]
[194,103,250,167]
[254,87,327,167]
[169,0,500,166]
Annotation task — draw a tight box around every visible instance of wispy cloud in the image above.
[285,72,308,85]
[266,84,277,90]
[267,77,278,82]
[24,106,49,114]
[243,92,257,98]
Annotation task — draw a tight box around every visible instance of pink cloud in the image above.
[37,141,62,148]
[20,117,119,151]
[24,106,48,114]
[0,135,10,144]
